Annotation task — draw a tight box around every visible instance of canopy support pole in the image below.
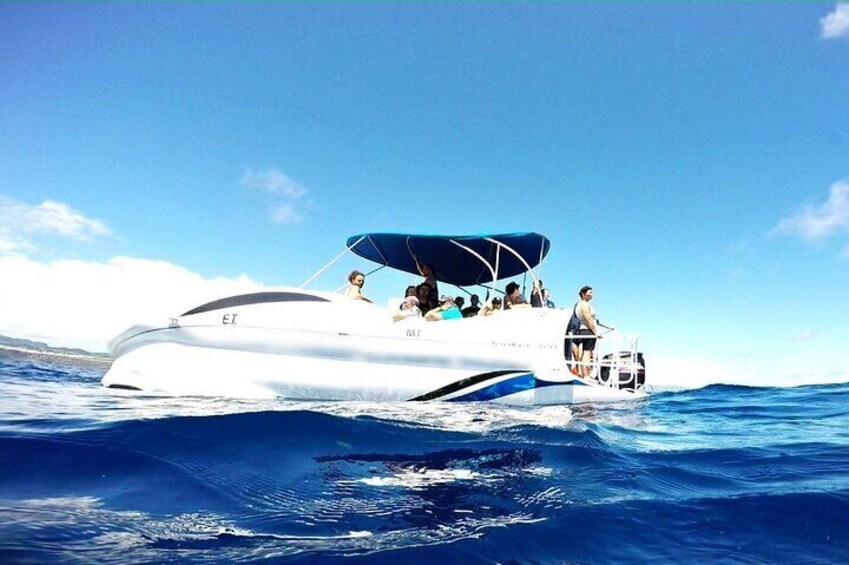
[299,235,366,289]
[484,237,540,293]
[536,240,545,282]
[494,243,501,289]
[367,235,389,267]
[448,239,498,284]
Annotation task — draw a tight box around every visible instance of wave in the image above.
[3,490,845,564]
[3,359,849,562]
[3,408,848,502]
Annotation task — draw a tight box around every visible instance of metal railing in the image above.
[564,332,645,391]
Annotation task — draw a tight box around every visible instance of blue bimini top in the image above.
[345,232,550,287]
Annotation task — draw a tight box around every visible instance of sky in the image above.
[1,2,848,388]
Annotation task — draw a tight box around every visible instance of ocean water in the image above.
[1,356,847,564]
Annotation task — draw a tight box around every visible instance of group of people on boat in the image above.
[347,267,559,320]
[347,267,612,379]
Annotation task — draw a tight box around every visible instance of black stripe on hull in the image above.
[182,292,329,316]
[410,370,530,401]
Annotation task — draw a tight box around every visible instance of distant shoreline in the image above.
[0,344,112,370]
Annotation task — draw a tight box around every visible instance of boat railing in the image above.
[564,332,645,391]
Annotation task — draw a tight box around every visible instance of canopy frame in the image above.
[302,233,550,298]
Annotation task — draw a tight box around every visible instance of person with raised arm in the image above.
[412,255,439,311]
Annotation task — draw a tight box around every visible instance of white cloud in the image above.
[0,234,26,254]
[821,3,849,39]
[241,168,309,224]
[0,255,262,352]
[771,180,849,241]
[790,329,818,343]
[271,202,303,224]
[242,168,306,199]
[0,196,110,253]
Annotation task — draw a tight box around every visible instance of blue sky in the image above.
[1,3,848,386]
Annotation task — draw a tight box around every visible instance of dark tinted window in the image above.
[182,292,329,316]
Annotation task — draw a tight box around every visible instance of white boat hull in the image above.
[102,289,647,405]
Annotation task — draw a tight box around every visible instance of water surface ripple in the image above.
[1,358,847,563]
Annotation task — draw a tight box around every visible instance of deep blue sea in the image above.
[1,356,848,564]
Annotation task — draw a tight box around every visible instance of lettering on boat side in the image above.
[405,329,421,338]
[222,313,239,325]
[491,341,529,348]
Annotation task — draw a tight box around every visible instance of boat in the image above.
[102,233,647,404]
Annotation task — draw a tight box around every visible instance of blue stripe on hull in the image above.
[448,374,587,402]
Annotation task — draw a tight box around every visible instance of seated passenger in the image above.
[346,270,373,303]
[504,281,530,310]
[454,296,465,312]
[416,283,433,315]
[462,294,481,317]
[393,296,422,321]
[404,285,417,299]
[478,296,502,316]
[425,295,462,321]
[530,279,549,308]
